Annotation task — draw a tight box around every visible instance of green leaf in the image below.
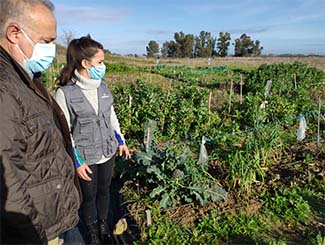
[149,186,166,198]
[192,191,205,205]
[147,165,165,181]
[160,193,172,209]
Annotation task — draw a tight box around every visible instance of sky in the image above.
[51,0,325,55]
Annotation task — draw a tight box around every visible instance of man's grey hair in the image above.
[0,0,54,37]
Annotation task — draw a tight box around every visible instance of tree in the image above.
[183,34,194,58]
[146,40,159,58]
[160,41,177,58]
[174,32,194,58]
[194,31,216,58]
[167,41,180,58]
[234,38,243,56]
[252,40,263,56]
[61,29,74,47]
[216,32,231,57]
[161,42,169,58]
[233,33,262,57]
[234,33,253,56]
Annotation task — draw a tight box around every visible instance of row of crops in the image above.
[110,62,324,244]
[46,62,324,244]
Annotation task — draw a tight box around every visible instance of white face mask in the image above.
[16,28,56,74]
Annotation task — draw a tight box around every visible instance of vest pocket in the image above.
[79,118,93,134]
[106,136,118,155]
[70,97,85,114]
[82,147,97,161]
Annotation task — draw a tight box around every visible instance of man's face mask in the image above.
[16,28,56,75]
[87,64,106,80]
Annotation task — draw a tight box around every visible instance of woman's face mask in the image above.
[16,28,56,75]
[87,64,106,80]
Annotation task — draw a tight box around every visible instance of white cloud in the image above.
[54,4,129,25]
[228,27,270,35]
[145,29,171,35]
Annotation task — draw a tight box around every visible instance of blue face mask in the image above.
[87,64,106,80]
[17,29,56,74]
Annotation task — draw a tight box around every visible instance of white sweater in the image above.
[54,69,125,164]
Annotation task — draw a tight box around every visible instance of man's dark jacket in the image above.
[0,46,81,243]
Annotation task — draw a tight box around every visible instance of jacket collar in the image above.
[0,45,50,102]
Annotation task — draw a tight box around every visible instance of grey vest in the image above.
[61,81,118,164]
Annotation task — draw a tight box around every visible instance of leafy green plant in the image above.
[161,83,212,139]
[141,211,270,244]
[310,232,325,245]
[134,142,227,209]
[106,62,146,74]
[227,62,323,131]
[151,64,228,85]
[113,79,221,141]
[268,241,287,245]
[244,62,324,94]
[262,187,313,224]
[42,59,62,90]
[194,212,270,243]
[113,80,165,139]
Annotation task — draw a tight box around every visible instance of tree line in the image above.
[146,31,263,58]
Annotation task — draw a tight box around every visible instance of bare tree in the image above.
[61,29,74,47]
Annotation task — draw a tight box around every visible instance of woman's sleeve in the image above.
[54,88,71,131]
[110,105,126,145]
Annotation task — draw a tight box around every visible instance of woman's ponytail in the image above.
[58,39,80,86]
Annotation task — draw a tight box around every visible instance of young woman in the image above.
[55,35,130,245]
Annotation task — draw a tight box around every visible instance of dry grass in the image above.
[56,43,325,71]
[106,73,172,90]
[138,56,325,71]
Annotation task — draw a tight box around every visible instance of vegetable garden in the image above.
[47,60,324,244]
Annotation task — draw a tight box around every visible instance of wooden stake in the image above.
[293,74,297,90]
[146,209,152,227]
[146,128,151,152]
[129,95,132,108]
[228,79,233,113]
[279,79,283,96]
[317,98,321,148]
[240,74,243,105]
[208,91,212,113]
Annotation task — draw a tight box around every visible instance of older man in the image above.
[0,0,81,244]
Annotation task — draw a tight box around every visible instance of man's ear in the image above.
[6,23,21,44]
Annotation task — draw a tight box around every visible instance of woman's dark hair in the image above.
[58,34,104,86]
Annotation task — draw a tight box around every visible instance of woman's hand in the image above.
[118,144,131,159]
[77,164,93,181]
